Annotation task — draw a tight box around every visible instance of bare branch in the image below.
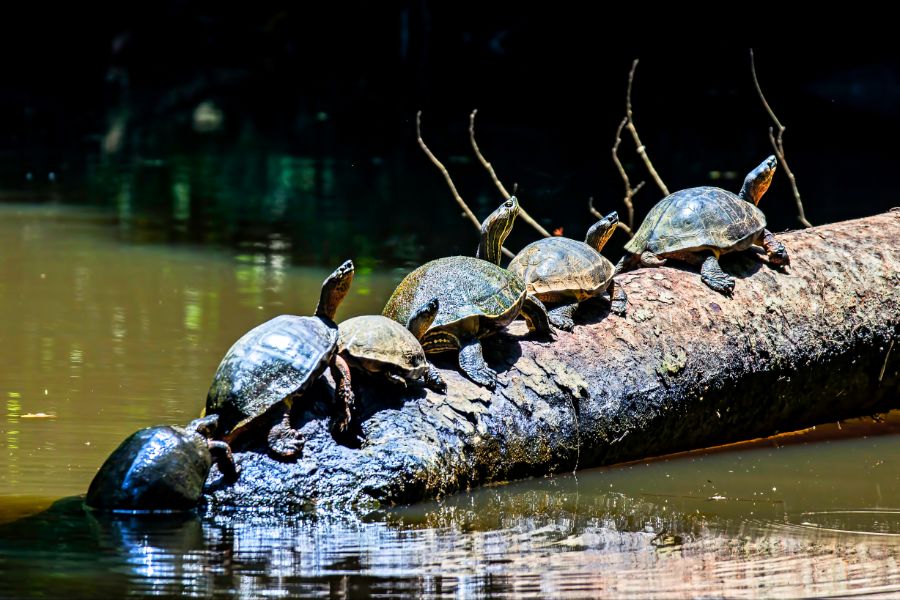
[469,109,552,238]
[750,49,812,228]
[589,196,633,236]
[610,116,646,236]
[417,111,514,258]
[623,59,669,197]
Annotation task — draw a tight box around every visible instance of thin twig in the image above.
[469,109,552,238]
[623,59,669,197]
[416,111,514,259]
[879,339,894,383]
[610,116,646,236]
[588,196,633,236]
[750,49,812,228]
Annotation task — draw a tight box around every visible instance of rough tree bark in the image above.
[205,211,900,512]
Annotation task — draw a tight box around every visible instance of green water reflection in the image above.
[0,204,897,598]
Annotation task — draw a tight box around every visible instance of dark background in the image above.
[1,4,898,266]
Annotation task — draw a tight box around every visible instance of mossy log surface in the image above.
[205,211,900,512]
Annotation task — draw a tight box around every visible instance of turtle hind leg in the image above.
[700,254,735,295]
[423,362,447,394]
[329,354,356,438]
[267,404,305,460]
[520,295,553,338]
[760,229,790,266]
[639,250,666,268]
[458,338,497,390]
[207,440,239,482]
[548,303,577,331]
[614,254,638,276]
[607,279,628,316]
[384,371,408,387]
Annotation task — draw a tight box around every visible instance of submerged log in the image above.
[205,211,900,511]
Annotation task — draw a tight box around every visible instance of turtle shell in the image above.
[507,237,614,303]
[205,314,337,439]
[338,315,427,379]
[625,187,767,256]
[86,425,210,511]
[382,256,526,345]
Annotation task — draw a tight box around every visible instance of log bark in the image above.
[205,211,900,511]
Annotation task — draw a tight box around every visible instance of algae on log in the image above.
[204,211,900,511]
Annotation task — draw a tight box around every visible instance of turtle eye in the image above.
[504,200,513,208]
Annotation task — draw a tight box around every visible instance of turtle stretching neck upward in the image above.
[383,197,552,390]
[205,261,356,460]
[616,155,789,294]
[508,211,626,330]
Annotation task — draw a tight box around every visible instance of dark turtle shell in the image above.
[205,314,337,439]
[338,315,427,379]
[508,237,615,303]
[625,187,767,256]
[86,425,210,511]
[382,256,526,343]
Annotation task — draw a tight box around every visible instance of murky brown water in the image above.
[0,203,898,598]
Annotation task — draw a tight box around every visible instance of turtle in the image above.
[85,414,237,511]
[383,197,552,390]
[615,155,790,294]
[204,260,355,459]
[338,298,446,393]
[508,210,626,331]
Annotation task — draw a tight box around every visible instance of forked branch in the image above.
[623,59,669,197]
[416,111,515,259]
[750,49,812,228]
[610,116,646,236]
[469,110,552,238]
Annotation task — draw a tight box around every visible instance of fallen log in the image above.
[205,211,900,511]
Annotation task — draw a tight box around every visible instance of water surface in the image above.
[0,204,897,598]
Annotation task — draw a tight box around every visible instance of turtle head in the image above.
[584,211,619,252]
[406,297,439,340]
[739,155,777,206]
[315,260,355,322]
[187,414,219,439]
[476,196,520,265]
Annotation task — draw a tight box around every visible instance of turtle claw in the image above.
[549,314,575,331]
[458,339,497,390]
[700,255,735,296]
[548,303,577,331]
[267,414,305,460]
[424,363,447,394]
[464,365,497,390]
[701,273,735,295]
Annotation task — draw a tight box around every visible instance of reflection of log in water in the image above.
[206,211,900,511]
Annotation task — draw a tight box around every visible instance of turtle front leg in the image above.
[330,354,355,436]
[520,295,553,338]
[458,338,497,390]
[760,229,790,266]
[267,401,305,460]
[607,279,628,316]
[640,250,666,268]
[384,370,409,387]
[614,253,640,276]
[423,362,447,394]
[207,440,239,483]
[548,303,577,331]
[700,254,735,295]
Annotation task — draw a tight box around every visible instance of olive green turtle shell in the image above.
[338,315,427,378]
[625,187,767,256]
[205,314,337,439]
[382,256,526,344]
[507,237,614,303]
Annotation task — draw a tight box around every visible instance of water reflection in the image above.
[1,459,898,600]
[0,203,898,598]
[0,204,398,497]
